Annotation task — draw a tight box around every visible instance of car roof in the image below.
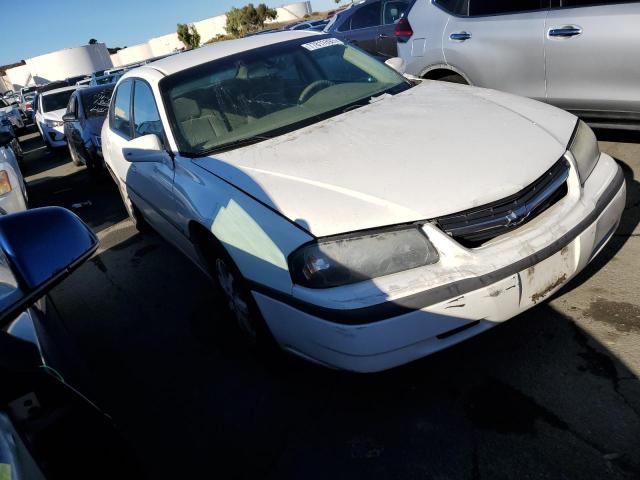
[41,85,83,96]
[143,30,320,76]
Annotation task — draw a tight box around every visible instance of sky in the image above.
[0,0,339,66]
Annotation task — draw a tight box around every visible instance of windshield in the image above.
[81,87,114,118]
[161,37,410,155]
[42,90,75,112]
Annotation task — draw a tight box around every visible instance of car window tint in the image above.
[435,0,470,15]
[133,81,164,137]
[82,86,114,119]
[351,1,381,29]
[469,0,546,15]
[111,80,132,137]
[383,1,408,23]
[42,90,75,112]
[336,14,351,32]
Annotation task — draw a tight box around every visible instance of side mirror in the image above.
[0,207,98,328]
[0,130,14,148]
[62,112,76,122]
[123,134,165,163]
[385,57,407,75]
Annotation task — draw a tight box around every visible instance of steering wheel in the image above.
[298,80,334,104]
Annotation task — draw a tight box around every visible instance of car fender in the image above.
[175,159,314,295]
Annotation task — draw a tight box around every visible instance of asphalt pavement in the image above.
[18,124,640,479]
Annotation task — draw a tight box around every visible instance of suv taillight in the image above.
[394,17,413,43]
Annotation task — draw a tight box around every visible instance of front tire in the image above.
[198,233,274,348]
[69,145,83,166]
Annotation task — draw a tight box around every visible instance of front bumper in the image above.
[41,124,66,147]
[252,153,626,372]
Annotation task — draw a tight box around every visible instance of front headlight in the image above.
[569,120,600,184]
[289,226,439,288]
[44,119,64,127]
[0,170,12,195]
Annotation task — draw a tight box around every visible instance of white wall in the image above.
[148,32,184,57]
[24,43,112,86]
[0,76,13,94]
[112,43,154,66]
[192,14,228,43]
[271,1,313,23]
[110,53,122,68]
[5,64,33,91]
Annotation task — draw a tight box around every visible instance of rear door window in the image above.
[351,1,382,29]
[110,80,133,138]
[383,0,408,23]
[434,0,470,15]
[468,0,548,15]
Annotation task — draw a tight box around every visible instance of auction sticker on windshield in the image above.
[301,38,343,51]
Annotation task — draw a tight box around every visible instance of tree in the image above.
[225,3,277,38]
[177,23,201,50]
[88,38,98,44]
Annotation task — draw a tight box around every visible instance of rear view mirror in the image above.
[385,57,407,75]
[123,134,165,163]
[0,207,98,328]
[62,112,76,122]
[0,131,14,148]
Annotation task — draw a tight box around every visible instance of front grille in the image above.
[436,158,570,247]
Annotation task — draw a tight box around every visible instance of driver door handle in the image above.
[548,25,582,38]
[450,31,471,41]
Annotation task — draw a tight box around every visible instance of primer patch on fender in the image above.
[301,38,344,51]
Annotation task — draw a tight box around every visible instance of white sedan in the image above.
[0,128,28,215]
[102,31,625,372]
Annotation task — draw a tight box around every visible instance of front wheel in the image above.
[201,237,274,348]
[69,145,83,166]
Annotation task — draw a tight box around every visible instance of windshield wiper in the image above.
[196,135,272,156]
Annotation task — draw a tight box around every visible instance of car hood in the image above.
[42,109,65,122]
[195,81,577,237]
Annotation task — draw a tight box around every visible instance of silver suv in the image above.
[398,0,640,129]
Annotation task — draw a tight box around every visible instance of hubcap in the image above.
[215,258,255,338]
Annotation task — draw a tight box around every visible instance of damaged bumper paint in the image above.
[252,153,626,372]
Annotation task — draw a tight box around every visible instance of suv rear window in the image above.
[82,86,114,118]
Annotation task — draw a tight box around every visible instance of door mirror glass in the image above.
[0,131,14,148]
[123,134,165,163]
[385,57,406,75]
[62,112,76,122]
[0,207,98,328]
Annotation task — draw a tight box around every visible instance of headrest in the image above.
[174,97,200,121]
